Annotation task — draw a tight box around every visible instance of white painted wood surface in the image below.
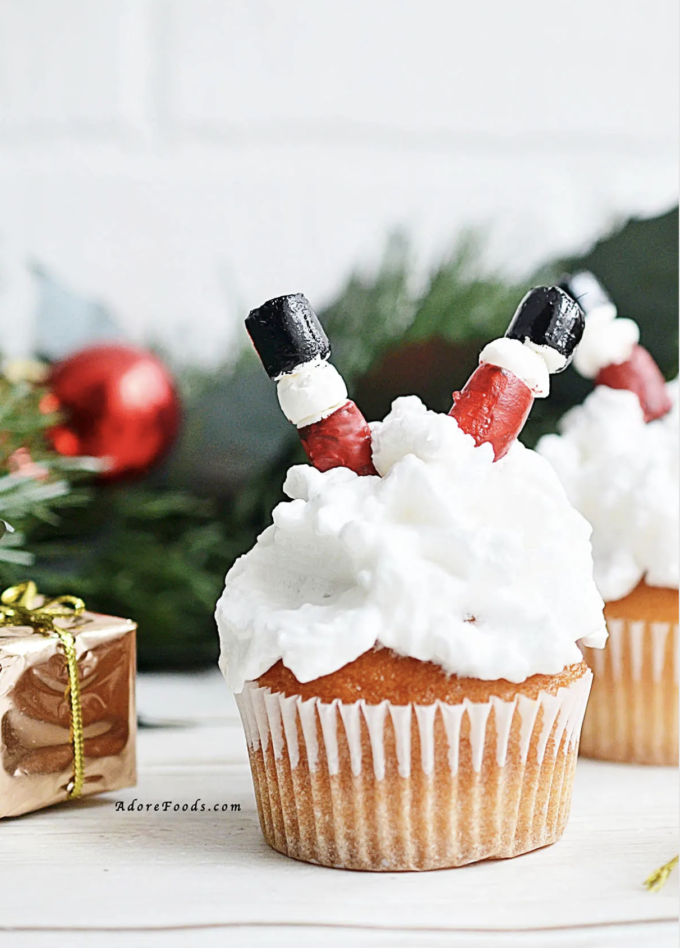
[0,671,677,947]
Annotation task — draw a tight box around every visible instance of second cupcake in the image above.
[539,272,678,766]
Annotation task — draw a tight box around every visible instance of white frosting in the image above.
[276,360,348,428]
[479,338,550,397]
[573,308,640,379]
[583,302,618,322]
[524,340,568,374]
[567,272,618,324]
[217,396,606,692]
[538,381,679,600]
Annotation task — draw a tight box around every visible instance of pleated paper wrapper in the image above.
[236,670,592,871]
[581,615,679,765]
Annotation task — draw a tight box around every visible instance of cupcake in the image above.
[216,288,606,870]
[539,272,678,766]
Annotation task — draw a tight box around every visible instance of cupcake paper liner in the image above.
[581,615,679,765]
[235,670,592,871]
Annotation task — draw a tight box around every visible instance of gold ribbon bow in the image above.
[0,581,86,799]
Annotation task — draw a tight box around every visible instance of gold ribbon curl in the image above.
[644,855,679,893]
[0,581,86,799]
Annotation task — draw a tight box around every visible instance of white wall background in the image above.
[0,0,677,364]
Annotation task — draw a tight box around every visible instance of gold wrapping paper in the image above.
[0,604,136,819]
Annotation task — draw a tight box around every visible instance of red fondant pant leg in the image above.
[449,364,534,460]
[299,401,377,476]
[596,344,671,423]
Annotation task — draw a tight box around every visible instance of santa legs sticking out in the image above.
[560,271,671,423]
[246,294,377,476]
[450,286,585,459]
[246,285,585,473]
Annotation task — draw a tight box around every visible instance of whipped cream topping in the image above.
[538,381,678,600]
[572,307,640,379]
[479,337,550,397]
[217,396,606,692]
[276,359,349,428]
[524,340,569,374]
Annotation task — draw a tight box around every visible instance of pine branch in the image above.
[0,372,101,574]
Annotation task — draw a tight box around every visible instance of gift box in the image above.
[0,582,136,818]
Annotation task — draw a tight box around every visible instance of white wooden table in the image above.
[1,671,677,948]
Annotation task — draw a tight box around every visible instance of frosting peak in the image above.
[538,381,679,601]
[217,396,606,691]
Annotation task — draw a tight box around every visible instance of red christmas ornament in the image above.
[46,344,181,481]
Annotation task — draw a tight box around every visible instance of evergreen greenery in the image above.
[0,375,100,567]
